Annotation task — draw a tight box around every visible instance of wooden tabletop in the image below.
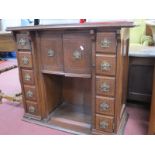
[7,21,134,31]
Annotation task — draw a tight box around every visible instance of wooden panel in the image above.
[96,32,116,53]
[18,52,33,68]
[16,33,31,50]
[96,114,114,133]
[148,66,155,134]
[21,69,35,85]
[96,96,114,116]
[62,77,92,114]
[42,74,63,115]
[63,33,91,74]
[24,85,37,101]
[96,54,116,76]
[26,100,39,116]
[96,76,115,97]
[40,32,63,71]
[0,32,16,52]
[128,57,154,102]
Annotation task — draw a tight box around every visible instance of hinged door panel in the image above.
[63,33,91,74]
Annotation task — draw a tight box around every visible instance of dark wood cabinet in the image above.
[7,22,133,134]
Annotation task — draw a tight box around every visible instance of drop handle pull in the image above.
[100,102,109,111]
[101,61,111,71]
[100,39,111,48]
[100,121,109,129]
[18,38,27,46]
[48,49,55,57]
[72,50,82,60]
[22,56,29,65]
[100,83,110,92]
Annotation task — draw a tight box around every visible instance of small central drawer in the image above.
[18,52,33,68]
[96,32,116,53]
[96,96,114,116]
[16,34,31,50]
[96,114,114,133]
[26,100,39,116]
[24,85,37,101]
[63,33,91,74]
[96,54,116,76]
[21,69,35,85]
[96,76,115,97]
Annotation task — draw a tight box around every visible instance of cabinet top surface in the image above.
[7,21,134,31]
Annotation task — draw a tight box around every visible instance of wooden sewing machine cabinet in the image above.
[7,22,133,134]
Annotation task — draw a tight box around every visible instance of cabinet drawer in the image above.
[26,101,39,115]
[18,52,33,68]
[24,85,37,101]
[40,32,63,71]
[96,76,115,97]
[16,34,31,50]
[96,114,114,133]
[96,54,116,76]
[96,32,116,53]
[96,96,114,116]
[63,33,91,74]
[21,69,35,85]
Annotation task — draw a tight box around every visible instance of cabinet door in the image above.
[63,33,91,74]
[40,32,63,72]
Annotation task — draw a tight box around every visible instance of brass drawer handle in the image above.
[100,102,109,111]
[101,61,111,71]
[26,90,33,98]
[48,49,55,57]
[28,105,35,113]
[18,38,27,46]
[24,74,31,81]
[100,83,110,92]
[101,39,111,48]
[100,121,109,129]
[22,56,29,65]
[73,50,82,60]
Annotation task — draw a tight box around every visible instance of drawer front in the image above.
[16,34,31,50]
[96,96,114,116]
[96,32,116,53]
[96,54,116,76]
[40,32,63,71]
[18,52,33,68]
[21,69,35,85]
[63,33,91,74]
[96,114,114,133]
[26,101,39,115]
[96,76,115,97]
[24,85,37,101]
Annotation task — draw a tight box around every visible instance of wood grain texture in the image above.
[96,114,114,133]
[40,32,63,71]
[18,52,33,68]
[96,96,114,116]
[9,22,133,134]
[96,32,116,53]
[0,32,16,52]
[21,69,35,85]
[96,76,115,97]
[63,33,91,74]
[96,54,116,76]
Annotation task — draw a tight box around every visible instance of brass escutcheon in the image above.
[101,61,111,71]
[100,121,109,129]
[100,39,111,48]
